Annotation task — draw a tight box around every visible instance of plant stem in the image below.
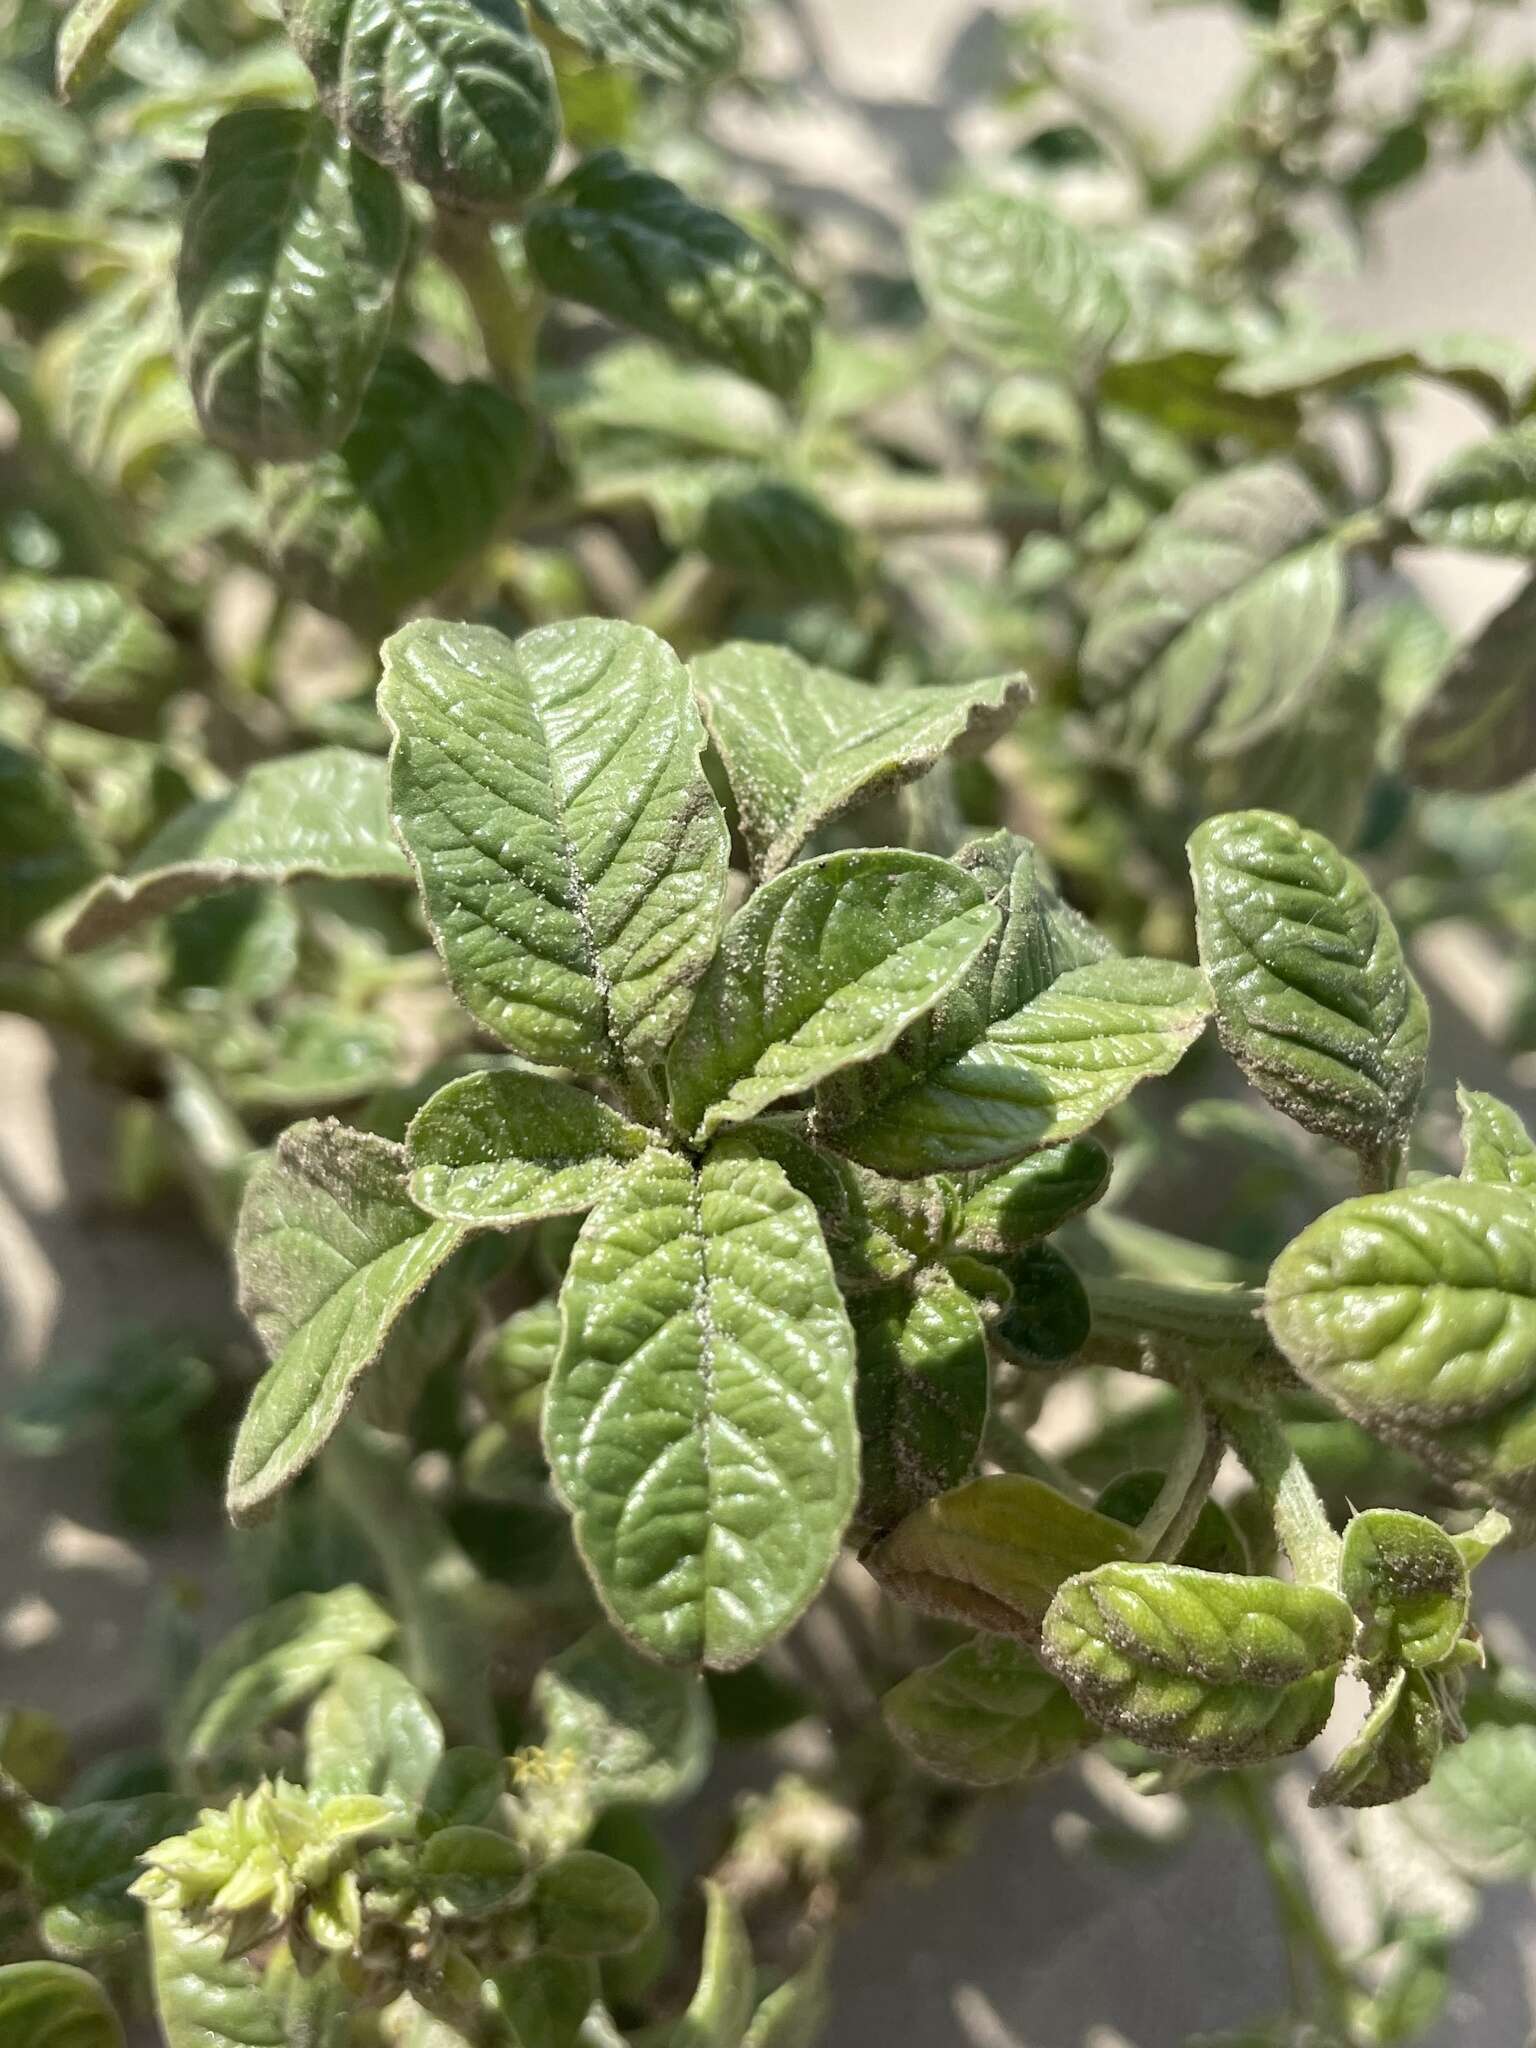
[982,1413,1095,1505]
[433,206,542,394]
[1227,1772,1357,2036]
[1139,1398,1222,1561]
[1218,1399,1341,1590]
[1079,1274,1292,1399]
[636,552,732,649]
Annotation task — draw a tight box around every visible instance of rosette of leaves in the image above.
[218,612,1210,1674]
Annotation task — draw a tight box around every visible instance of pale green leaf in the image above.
[406,1071,650,1227]
[530,0,741,82]
[0,1962,123,2048]
[1396,1722,1536,1884]
[864,1473,1137,1642]
[1081,463,1345,763]
[1459,1086,1536,1189]
[853,1274,988,1531]
[1041,1562,1355,1765]
[305,1655,445,1803]
[666,849,998,1144]
[147,1908,284,2048]
[1339,1510,1468,1670]
[0,740,99,949]
[228,1122,470,1522]
[1266,1176,1536,1425]
[882,1634,1093,1788]
[282,0,560,212]
[62,748,408,952]
[951,1138,1111,1255]
[1406,573,1536,793]
[1415,422,1536,555]
[536,1624,713,1810]
[170,1584,394,1764]
[0,575,177,727]
[544,1144,858,1668]
[691,640,1028,878]
[527,151,817,399]
[178,108,410,460]
[912,188,1127,375]
[54,0,153,98]
[669,1882,753,2048]
[382,616,727,1077]
[1189,808,1428,1168]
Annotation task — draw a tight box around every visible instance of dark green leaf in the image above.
[33,1797,195,1958]
[951,1139,1111,1255]
[853,1274,989,1530]
[419,1826,528,1917]
[0,741,99,949]
[989,1242,1090,1367]
[1406,573,1536,793]
[531,0,740,82]
[532,1850,657,1957]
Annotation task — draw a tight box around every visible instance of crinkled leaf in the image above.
[527,151,817,399]
[1081,463,1345,763]
[178,108,410,461]
[1406,573,1536,793]
[54,0,153,97]
[544,1144,858,1669]
[1041,1563,1354,1765]
[170,1585,394,1764]
[691,640,1028,879]
[667,849,998,1144]
[532,1850,657,1958]
[0,576,177,728]
[147,1907,284,2048]
[1189,809,1428,1168]
[1311,1666,1444,1811]
[1340,1509,1468,1670]
[1266,1177,1536,1427]
[228,1123,470,1521]
[282,0,560,211]
[1415,422,1536,555]
[62,749,408,952]
[912,188,1127,375]
[263,349,534,629]
[882,1634,1093,1788]
[531,0,740,82]
[0,741,99,949]
[0,1962,123,2048]
[536,1624,713,1810]
[951,1139,1111,1255]
[989,1242,1090,1367]
[853,1274,989,1531]
[32,1796,195,1959]
[668,1881,753,2048]
[382,616,728,1077]
[864,1473,1137,1643]
[406,1071,650,1227]
[1459,1086,1536,1189]
[305,1655,445,1803]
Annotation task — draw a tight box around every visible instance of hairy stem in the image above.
[1079,1275,1292,1398]
[1139,1398,1222,1561]
[1218,1400,1341,1590]
[433,207,543,393]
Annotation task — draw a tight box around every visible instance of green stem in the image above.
[433,207,542,393]
[1079,1275,1292,1398]
[1139,1398,1221,1561]
[635,552,732,649]
[1227,1772,1357,2035]
[1218,1400,1341,1590]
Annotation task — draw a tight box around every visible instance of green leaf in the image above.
[864,1474,1137,1642]
[54,0,153,98]
[418,1826,528,1917]
[912,188,1127,375]
[147,1907,284,2048]
[262,348,534,628]
[742,1944,830,2048]
[951,1139,1111,1255]
[406,1071,650,1228]
[527,151,817,399]
[1041,1563,1355,1765]
[1415,422,1536,554]
[532,1851,657,1958]
[491,1957,596,2048]
[1340,1510,1469,1670]
[544,1143,858,1668]
[382,616,728,1077]
[0,575,177,728]
[691,641,1028,879]
[1310,1667,1444,1811]
[228,1122,470,1521]
[1222,328,1521,419]
[1461,1086,1536,1189]
[0,740,99,949]
[1267,1177,1536,1426]
[989,1242,1090,1368]
[696,476,864,603]
[853,1274,989,1530]
[882,1634,1093,1788]
[170,1585,394,1765]
[1395,1722,1536,1884]
[62,748,409,952]
[535,1624,713,1810]
[1081,463,1345,763]
[305,1655,445,1803]
[668,1882,753,2048]
[666,850,998,1144]
[282,0,560,212]
[1189,809,1428,1170]
[32,1795,195,1958]
[421,1749,506,1833]
[530,0,741,82]
[0,1962,123,2048]
[1406,573,1536,793]
[178,109,410,461]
